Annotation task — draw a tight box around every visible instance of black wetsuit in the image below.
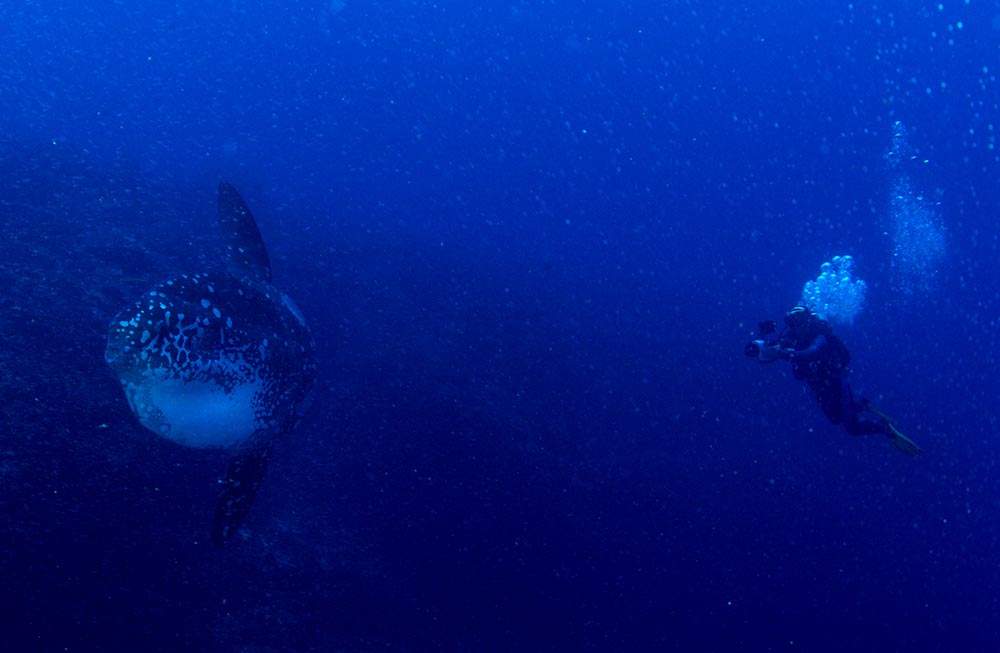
[779,317,889,437]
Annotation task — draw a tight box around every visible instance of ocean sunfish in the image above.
[106,182,317,543]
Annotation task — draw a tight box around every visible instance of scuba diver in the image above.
[746,305,922,456]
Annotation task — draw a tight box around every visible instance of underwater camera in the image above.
[745,320,784,362]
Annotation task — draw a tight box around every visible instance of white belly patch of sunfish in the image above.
[106,182,317,543]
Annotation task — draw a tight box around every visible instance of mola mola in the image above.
[106,182,317,543]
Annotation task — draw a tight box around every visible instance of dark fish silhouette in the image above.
[106,182,317,543]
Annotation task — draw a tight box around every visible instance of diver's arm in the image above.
[785,334,828,361]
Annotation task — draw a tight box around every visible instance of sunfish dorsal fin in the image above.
[218,181,271,283]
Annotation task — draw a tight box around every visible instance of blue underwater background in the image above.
[2,1,1000,651]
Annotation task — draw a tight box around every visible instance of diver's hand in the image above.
[758,343,790,362]
[768,345,795,360]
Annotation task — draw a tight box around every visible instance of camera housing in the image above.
[749,339,785,363]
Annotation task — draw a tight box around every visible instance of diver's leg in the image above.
[846,383,922,455]
[812,378,846,425]
[843,381,891,436]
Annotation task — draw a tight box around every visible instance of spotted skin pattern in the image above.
[106,183,317,543]
[106,271,315,448]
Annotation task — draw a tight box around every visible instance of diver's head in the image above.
[784,305,812,329]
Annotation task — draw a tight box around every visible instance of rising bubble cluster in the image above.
[888,176,946,296]
[800,255,867,325]
[885,120,946,297]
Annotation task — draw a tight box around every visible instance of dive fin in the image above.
[886,422,922,457]
[861,400,899,425]
[211,440,274,544]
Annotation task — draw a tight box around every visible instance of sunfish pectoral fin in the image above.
[211,437,274,545]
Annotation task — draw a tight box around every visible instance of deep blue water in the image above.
[2,1,999,651]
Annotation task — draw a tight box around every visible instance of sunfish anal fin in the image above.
[211,439,274,544]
